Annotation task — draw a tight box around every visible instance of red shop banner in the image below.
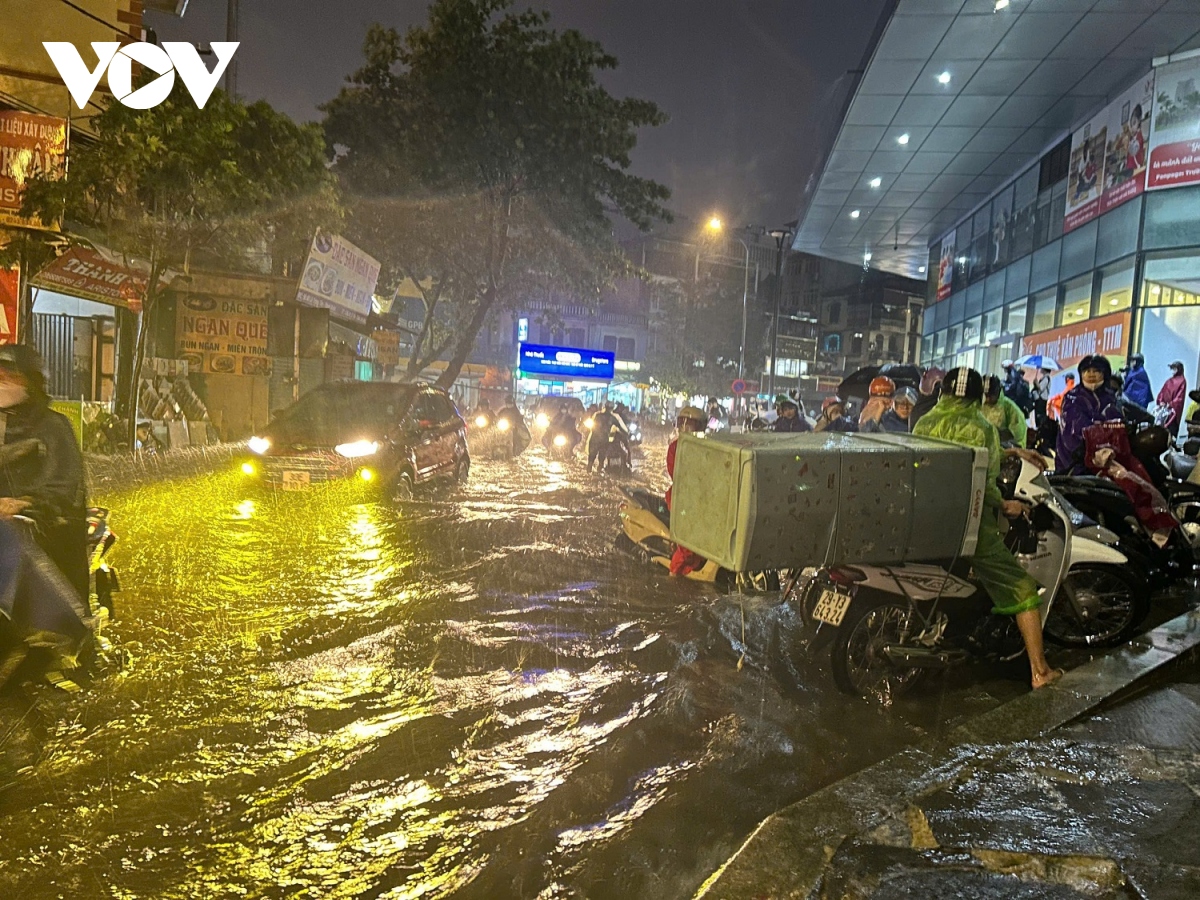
[0,268,17,345]
[32,246,148,312]
[0,111,67,230]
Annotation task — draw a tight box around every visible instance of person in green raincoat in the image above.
[981,375,1029,447]
[913,367,1062,690]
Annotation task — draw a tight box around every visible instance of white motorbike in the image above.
[789,457,1146,700]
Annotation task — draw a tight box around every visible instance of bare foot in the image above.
[1032,667,1065,690]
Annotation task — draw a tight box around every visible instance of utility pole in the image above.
[767,226,794,398]
[225,0,239,98]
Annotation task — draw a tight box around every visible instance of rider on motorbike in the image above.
[772,396,811,432]
[1057,355,1122,475]
[982,375,1029,447]
[543,408,582,453]
[913,367,1061,690]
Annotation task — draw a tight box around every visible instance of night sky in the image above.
[149,1,884,231]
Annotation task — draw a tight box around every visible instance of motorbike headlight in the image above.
[475,415,489,428]
[536,413,550,428]
[553,434,567,447]
[497,418,511,432]
[335,439,380,458]
[584,417,595,430]
[248,436,270,455]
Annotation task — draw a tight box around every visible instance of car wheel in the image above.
[455,455,470,484]
[392,471,415,502]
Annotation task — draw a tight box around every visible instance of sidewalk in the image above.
[697,610,1200,899]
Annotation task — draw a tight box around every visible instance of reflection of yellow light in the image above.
[535,413,550,428]
[234,499,256,519]
[360,468,374,482]
[241,461,256,475]
[475,415,488,427]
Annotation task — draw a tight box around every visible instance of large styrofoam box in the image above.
[669,432,989,572]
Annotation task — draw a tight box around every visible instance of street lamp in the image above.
[767,225,795,398]
[702,216,753,382]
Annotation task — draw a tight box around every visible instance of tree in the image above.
[22,81,339,438]
[323,0,671,387]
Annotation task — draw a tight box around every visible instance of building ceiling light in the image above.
[937,71,951,85]
[918,266,927,274]
[850,209,861,219]
[995,0,1009,9]
[864,252,872,262]
[897,133,910,145]
[869,177,882,189]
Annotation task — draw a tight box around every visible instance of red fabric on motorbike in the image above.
[1083,421,1178,535]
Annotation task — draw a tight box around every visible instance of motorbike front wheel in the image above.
[1044,565,1147,648]
[830,593,925,701]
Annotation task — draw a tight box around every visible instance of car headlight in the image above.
[553,434,567,447]
[536,413,550,428]
[475,415,489,428]
[584,417,594,430]
[335,440,379,458]
[248,436,270,455]
[497,418,511,432]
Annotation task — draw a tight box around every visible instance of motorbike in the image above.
[615,488,778,593]
[543,424,581,460]
[1126,422,1200,553]
[790,458,1144,700]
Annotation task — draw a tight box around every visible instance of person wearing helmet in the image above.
[1156,360,1188,436]
[909,366,945,429]
[982,375,1028,447]
[1057,354,1121,475]
[0,344,88,602]
[859,376,895,432]
[879,387,916,433]
[814,397,855,433]
[1122,352,1152,408]
[913,367,1060,689]
[1001,361,1033,415]
[587,402,620,473]
[772,396,811,432]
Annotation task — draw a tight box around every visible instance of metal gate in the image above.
[31,312,77,399]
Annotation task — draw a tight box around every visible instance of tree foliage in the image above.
[323,0,671,386]
[22,81,340,425]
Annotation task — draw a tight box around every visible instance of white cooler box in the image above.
[669,432,989,573]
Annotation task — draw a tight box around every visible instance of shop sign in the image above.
[518,342,615,380]
[0,268,18,345]
[1064,74,1154,232]
[372,328,401,366]
[936,230,955,301]
[0,111,67,230]
[1148,56,1200,191]
[32,246,148,311]
[296,231,380,324]
[176,294,271,376]
[1020,310,1131,372]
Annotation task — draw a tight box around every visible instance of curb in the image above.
[694,608,1200,899]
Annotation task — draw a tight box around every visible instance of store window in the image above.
[953,228,970,294]
[989,185,1014,273]
[983,308,1002,342]
[1004,298,1027,336]
[1009,167,1039,261]
[1142,253,1200,308]
[1059,275,1093,325]
[824,333,841,353]
[1138,251,1200,392]
[1143,185,1200,251]
[1030,288,1057,333]
[969,207,990,284]
[617,337,635,358]
[1097,258,1134,314]
[947,324,962,354]
[963,315,982,347]
[828,302,841,324]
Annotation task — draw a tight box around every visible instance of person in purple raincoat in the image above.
[1055,354,1122,475]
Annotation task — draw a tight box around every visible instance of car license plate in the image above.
[812,588,853,626]
[281,471,311,491]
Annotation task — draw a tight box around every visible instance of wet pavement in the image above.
[0,436,1163,898]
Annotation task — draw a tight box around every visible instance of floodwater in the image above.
[0,436,1038,899]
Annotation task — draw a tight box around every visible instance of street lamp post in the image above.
[701,217,753,382]
[767,226,794,398]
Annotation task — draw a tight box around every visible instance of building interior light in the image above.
[864,252,872,262]
[918,266,927,274]
[897,133,910,145]
[995,0,1009,9]
[869,177,882,189]
[850,209,861,219]
[937,71,951,85]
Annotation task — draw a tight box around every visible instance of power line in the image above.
[55,0,133,39]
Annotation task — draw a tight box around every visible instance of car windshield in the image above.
[268,383,417,445]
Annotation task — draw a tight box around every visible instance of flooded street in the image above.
[1,438,1043,899]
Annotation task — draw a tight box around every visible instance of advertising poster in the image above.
[176,293,271,376]
[1064,113,1107,233]
[1100,73,1154,214]
[295,231,381,324]
[1019,310,1131,372]
[0,111,67,230]
[32,246,148,311]
[936,230,955,301]
[0,268,18,345]
[1148,56,1200,190]
[371,328,401,367]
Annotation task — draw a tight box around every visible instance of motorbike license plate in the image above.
[281,471,311,491]
[812,588,853,627]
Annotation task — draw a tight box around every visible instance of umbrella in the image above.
[1015,354,1059,371]
[836,364,923,401]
